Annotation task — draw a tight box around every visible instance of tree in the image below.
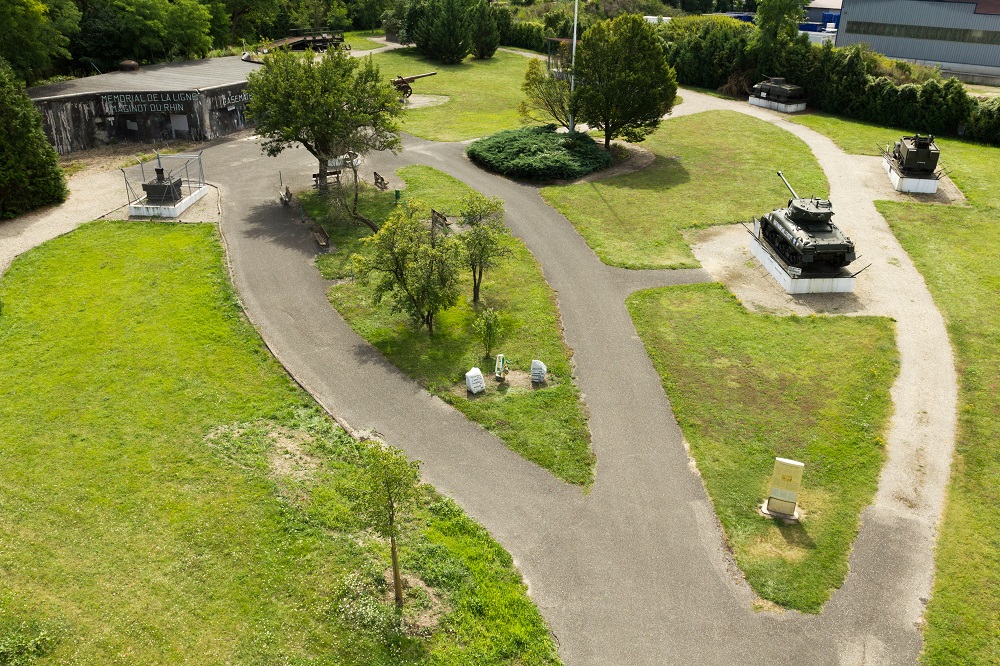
[352,201,463,334]
[0,58,67,219]
[518,58,572,130]
[473,307,505,357]
[418,0,471,64]
[0,0,80,84]
[575,14,678,150]
[754,0,808,48]
[460,193,510,303]
[355,443,420,609]
[468,0,500,59]
[165,0,213,59]
[247,49,402,231]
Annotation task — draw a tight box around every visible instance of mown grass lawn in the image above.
[0,221,560,665]
[344,30,383,51]
[367,48,530,141]
[306,167,594,486]
[627,283,898,612]
[788,112,1000,664]
[540,110,829,269]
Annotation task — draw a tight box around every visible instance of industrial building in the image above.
[837,0,1000,84]
[27,56,261,154]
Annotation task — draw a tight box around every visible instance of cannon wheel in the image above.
[402,84,413,98]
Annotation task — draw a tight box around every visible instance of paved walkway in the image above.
[0,90,956,665]
[206,91,956,664]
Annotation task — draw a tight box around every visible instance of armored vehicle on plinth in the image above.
[756,171,856,272]
[749,77,807,113]
[892,135,940,176]
[879,134,942,193]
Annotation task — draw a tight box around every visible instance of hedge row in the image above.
[495,8,548,52]
[466,125,612,181]
[660,15,1000,145]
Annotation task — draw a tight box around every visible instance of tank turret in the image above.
[757,172,856,271]
[892,134,940,176]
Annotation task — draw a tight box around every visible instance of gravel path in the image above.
[0,90,958,666]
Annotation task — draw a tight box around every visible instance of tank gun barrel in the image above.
[776,171,799,199]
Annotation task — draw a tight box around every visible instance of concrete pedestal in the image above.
[750,233,856,294]
[748,97,807,114]
[129,185,209,218]
[883,156,939,193]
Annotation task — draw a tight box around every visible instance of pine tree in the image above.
[0,58,67,219]
[423,0,471,65]
[469,0,500,60]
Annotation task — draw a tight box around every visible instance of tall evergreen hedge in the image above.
[0,58,67,219]
[660,16,1000,145]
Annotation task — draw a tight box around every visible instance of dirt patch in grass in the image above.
[384,571,451,637]
[267,426,320,481]
[448,369,554,398]
[405,94,450,109]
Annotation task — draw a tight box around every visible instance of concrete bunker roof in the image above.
[28,56,261,100]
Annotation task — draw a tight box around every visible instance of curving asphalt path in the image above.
[1,90,956,665]
[205,90,957,664]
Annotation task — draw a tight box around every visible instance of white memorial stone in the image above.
[465,367,486,394]
[530,359,547,384]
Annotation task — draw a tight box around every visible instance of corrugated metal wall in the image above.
[837,0,1000,67]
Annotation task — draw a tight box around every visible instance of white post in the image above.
[568,0,579,133]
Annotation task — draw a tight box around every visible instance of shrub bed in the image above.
[467,125,612,180]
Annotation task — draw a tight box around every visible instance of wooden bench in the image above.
[312,170,341,189]
[373,171,388,191]
[311,225,330,248]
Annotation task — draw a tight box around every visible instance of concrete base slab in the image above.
[883,156,939,193]
[128,185,209,218]
[759,501,800,523]
[749,234,856,294]
[748,97,807,113]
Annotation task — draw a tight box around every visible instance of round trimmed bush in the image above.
[466,125,612,181]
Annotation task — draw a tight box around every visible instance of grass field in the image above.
[627,283,898,612]
[788,113,1000,663]
[306,167,594,486]
[539,110,829,269]
[367,49,530,142]
[345,30,383,51]
[0,221,560,664]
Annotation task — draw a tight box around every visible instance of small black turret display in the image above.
[892,135,940,176]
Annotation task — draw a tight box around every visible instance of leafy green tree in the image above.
[473,307,505,357]
[754,0,808,47]
[247,49,402,230]
[468,0,500,59]
[292,0,349,30]
[352,200,463,334]
[518,58,572,129]
[0,58,67,219]
[224,0,281,42]
[419,0,470,64]
[575,14,678,149]
[0,0,80,84]
[355,443,421,609]
[460,193,510,303]
[166,0,213,58]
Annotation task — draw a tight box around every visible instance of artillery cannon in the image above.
[755,171,856,272]
[392,72,437,98]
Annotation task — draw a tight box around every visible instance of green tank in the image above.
[757,172,856,271]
